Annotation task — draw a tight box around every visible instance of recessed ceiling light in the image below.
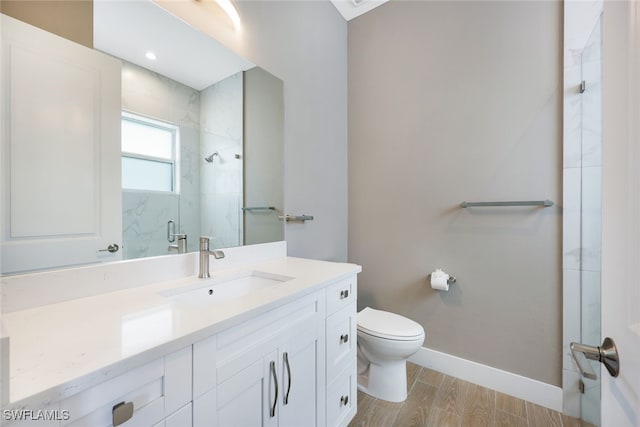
[145,51,157,61]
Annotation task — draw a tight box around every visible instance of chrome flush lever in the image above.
[570,337,620,379]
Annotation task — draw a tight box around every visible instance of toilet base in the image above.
[357,359,408,403]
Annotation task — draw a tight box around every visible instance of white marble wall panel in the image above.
[122,192,179,259]
[582,377,601,426]
[121,61,200,130]
[563,269,581,374]
[564,64,583,169]
[200,72,243,141]
[563,168,582,271]
[581,270,601,346]
[563,369,582,415]
[581,22,602,168]
[581,166,602,272]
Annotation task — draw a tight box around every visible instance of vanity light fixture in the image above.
[197,0,241,30]
[145,51,157,61]
[215,0,241,29]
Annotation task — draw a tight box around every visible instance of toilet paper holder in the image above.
[430,269,456,290]
[431,269,456,285]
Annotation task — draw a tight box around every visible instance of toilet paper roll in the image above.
[430,269,450,291]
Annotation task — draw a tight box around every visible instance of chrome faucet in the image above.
[199,237,225,279]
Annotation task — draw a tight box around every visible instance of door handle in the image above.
[98,244,119,253]
[570,337,620,379]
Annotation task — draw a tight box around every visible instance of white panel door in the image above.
[1,15,122,273]
[601,1,640,426]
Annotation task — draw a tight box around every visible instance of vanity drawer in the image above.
[326,302,357,383]
[326,361,357,427]
[61,346,191,427]
[154,403,192,427]
[326,276,356,316]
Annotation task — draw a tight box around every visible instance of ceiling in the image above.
[93,0,388,90]
[93,0,254,91]
[330,0,390,21]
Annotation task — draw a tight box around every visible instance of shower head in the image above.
[204,152,219,163]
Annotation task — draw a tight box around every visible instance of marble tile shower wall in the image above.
[121,61,201,259]
[562,2,602,423]
[200,73,243,249]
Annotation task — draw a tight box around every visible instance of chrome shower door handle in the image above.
[570,337,620,379]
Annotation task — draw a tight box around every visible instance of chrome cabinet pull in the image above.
[340,289,349,299]
[270,360,278,417]
[112,401,134,427]
[340,395,349,406]
[98,244,119,253]
[340,334,349,343]
[283,352,292,405]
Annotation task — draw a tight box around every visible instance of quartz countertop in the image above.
[1,256,361,407]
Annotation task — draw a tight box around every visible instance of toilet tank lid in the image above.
[357,307,424,338]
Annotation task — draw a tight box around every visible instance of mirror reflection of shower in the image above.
[204,152,218,163]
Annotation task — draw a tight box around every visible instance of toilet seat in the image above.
[357,307,424,341]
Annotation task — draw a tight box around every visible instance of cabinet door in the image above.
[279,327,319,427]
[215,350,278,427]
[1,15,122,274]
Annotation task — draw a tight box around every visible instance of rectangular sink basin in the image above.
[159,270,294,308]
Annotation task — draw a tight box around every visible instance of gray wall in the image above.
[158,0,348,262]
[348,1,563,386]
[0,0,93,48]
[233,1,348,261]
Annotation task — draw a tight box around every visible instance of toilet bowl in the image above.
[357,307,425,403]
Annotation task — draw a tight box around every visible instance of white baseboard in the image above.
[409,347,563,412]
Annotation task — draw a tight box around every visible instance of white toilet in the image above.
[356,307,425,403]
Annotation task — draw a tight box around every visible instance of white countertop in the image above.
[1,256,360,407]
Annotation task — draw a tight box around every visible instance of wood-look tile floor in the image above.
[349,363,595,427]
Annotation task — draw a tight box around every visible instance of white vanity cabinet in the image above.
[193,291,324,427]
[2,267,360,427]
[3,347,192,427]
[325,277,358,427]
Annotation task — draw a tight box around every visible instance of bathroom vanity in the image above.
[0,243,360,427]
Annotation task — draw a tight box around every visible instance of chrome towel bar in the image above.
[278,214,314,222]
[460,200,554,208]
[242,206,276,212]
